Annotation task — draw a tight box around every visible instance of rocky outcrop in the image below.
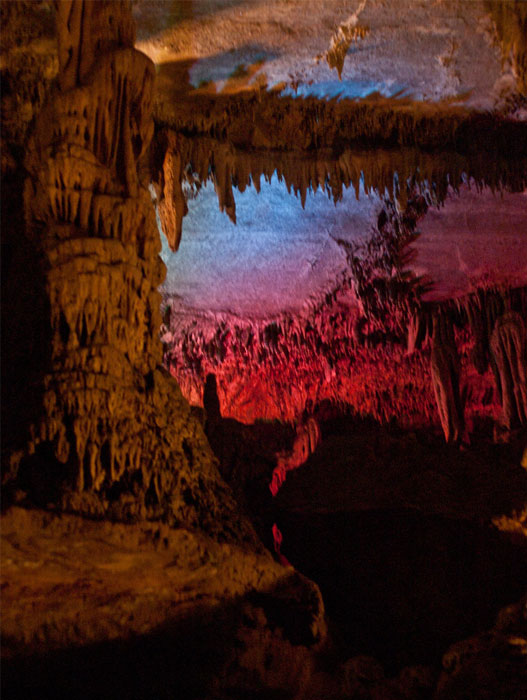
[1,507,327,700]
[1,6,331,697]
[436,595,527,700]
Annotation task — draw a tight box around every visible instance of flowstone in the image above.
[4,0,258,546]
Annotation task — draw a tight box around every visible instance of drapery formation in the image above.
[6,0,258,545]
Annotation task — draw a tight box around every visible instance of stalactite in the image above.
[490,310,527,433]
[323,20,369,80]
[155,89,527,180]
[163,287,520,432]
[212,143,237,224]
[430,314,465,444]
[270,418,320,496]
[151,129,188,252]
[153,131,526,242]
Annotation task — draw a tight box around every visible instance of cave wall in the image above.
[150,124,526,440]
[162,237,527,441]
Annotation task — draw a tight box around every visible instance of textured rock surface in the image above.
[430,314,464,444]
[490,310,527,433]
[435,595,527,700]
[0,7,335,700]
[1,507,326,699]
[161,190,526,439]
[135,0,525,108]
[2,3,527,698]
[411,186,527,301]
[152,127,527,253]
[1,0,258,545]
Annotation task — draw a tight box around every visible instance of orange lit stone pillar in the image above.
[11,0,256,543]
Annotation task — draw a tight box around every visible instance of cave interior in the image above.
[1,1,527,699]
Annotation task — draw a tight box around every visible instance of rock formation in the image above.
[150,128,188,251]
[466,289,499,376]
[155,82,527,157]
[2,0,258,545]
[271,418,321,496]
[318,0,369,80]
[486,0,527,95]
[490,310,527,433]
[163,255,527,437]
[2,3,526,697]
[152,131,527,252]
[430,314,465,444]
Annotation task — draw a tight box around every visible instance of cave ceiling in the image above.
[135,0,515,106]
[130,0,527,320]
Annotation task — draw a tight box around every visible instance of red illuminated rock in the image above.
[430,314,464,444]
[490,310,527,433]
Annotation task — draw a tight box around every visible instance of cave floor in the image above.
[3,423,525,699]
[0,507,326,699]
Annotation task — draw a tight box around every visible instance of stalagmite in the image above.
[430,314,465,444]
[204,372,222,425]
[4,0,259,545]
[490,311,527,433]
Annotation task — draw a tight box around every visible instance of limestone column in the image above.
[8,0,258,545]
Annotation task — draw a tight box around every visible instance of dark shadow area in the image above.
[2,602,237,700]
[203,373,295,549]
[276,414,527,523]
[1,169,54,498]
[155,57,197,97]
[276,507,527,674]
[1,571,321,700]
